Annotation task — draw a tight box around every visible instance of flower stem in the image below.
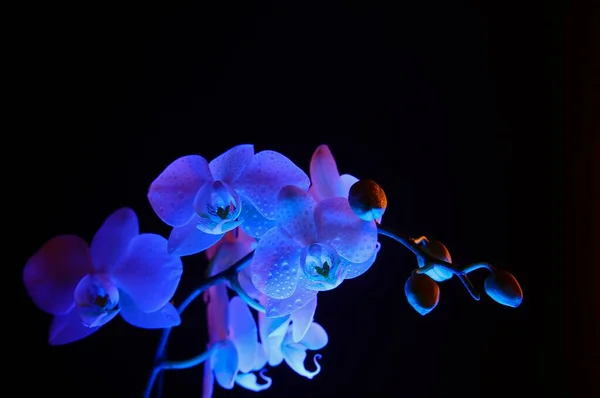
[143,344,223,398]
[145,251,255,398]
[377,224,488,300]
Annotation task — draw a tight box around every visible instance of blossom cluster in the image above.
[23,144,522,397]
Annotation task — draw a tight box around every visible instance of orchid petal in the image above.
[309,144,340,201]
[207,285,229,342]
[235,150,310,220]
[250,227,303,299]
[299,322,328,350]
[265,278,318,318]
[228,297,258,373]
[23,235,92,315]
[282,345,322,379]
[291,296,317,343]
[277,185,317,246]
[210,236,254,276]
[148,155,213,227]
[73,273,120,328]
[239,197,277,239]
[344,241,381,279]
[258,313,290,366]
[202,348,215,398]
[209,144,254,185]
[337,173,359,198]
[112,234,183,312]
[49,309,100,345]
[238,267,261,300]
[235,369,272,392]
[168,218,224,256]
[75,305,120,328]
[210,339,239,390]
[252,342,268,371]
[91,207,139,273]
[315,197,378,263]
[120,294,180,329]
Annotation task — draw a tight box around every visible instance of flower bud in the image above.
[348,179,387,222]
[416,240,454,282]
[404,273,440,315]
[484,270,523,308]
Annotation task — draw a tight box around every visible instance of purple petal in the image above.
[120,293,180,329]
[207,284,229,342]
[265,278,318,318]
[23,235,93,315]
[277,185,317,246]
[315,197,378,263]
[168,218,224,257]
[49,309,99,345]
[235,150,310,220]
[228,296,258,373]
[209,144,255,185]
[91,207,139,273]
[309,144,340,202]
[337,174,359,198]
[239,197,277,239]
[250,227,303,299]
[238,267,261,300]
[73,273,120,327]
[291,296,317,343]
[209,232,255,275]
[344,241,381,279]
[112,234,183,312]
[148,155,213,227]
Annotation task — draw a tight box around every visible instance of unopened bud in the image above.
[416,240,453,282]
[484,270,523,308]
[404,272,440,316]
[348,179,387,222]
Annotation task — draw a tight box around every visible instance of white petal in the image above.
[210,340,239,390]
[228,297,258,373]
[282,344,322,379]
[291,296,317,343]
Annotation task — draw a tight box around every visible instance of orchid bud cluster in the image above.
[22,144,523,397]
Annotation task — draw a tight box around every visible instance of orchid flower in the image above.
[250,185,381,318]
[259,307,328,379]
[23,208,183,345]
[203,232,271,397]
[309,144,360,203]
[148,144,310,256]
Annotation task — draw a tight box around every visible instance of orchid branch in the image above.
[377,225,498,300]
[147,251,255,398]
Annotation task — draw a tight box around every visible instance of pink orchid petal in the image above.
[91,207,139,273]
[344,241,381,279]
[210,232,255,276]
[235,150,310,220]
[207,284,229,342]
[277,185,317,246]
[315,197,378,263]
[49,309,99,345]
[168,218,224,256]
[309,144,340,201]
[148,155,213,227]
[250,227,303,300]
[265,278,318,318]
[209,144,254,185]
[23,235,92,315]
[112,234,183,313]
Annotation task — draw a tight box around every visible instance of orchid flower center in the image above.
[195,180,243,234]
[74,274,120,328]
[301,243,347,291]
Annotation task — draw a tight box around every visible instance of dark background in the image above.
[10,1,588,397]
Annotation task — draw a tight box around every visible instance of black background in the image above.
[10,2,590,398]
